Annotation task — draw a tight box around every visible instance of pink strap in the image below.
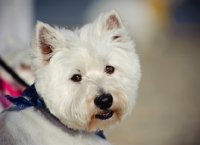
[0,77,23,107]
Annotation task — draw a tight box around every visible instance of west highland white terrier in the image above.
[0,10,141,145]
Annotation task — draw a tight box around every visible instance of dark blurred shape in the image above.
[174,0,200,24]
[170,0,200,34]
[34,0,92,27]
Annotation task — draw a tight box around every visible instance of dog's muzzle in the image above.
[94,94,114,120]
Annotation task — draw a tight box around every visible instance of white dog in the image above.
[0,10,141,145]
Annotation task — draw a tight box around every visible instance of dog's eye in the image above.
[105,66,115,74]
[113,35,120,40]
[71,74,82,82]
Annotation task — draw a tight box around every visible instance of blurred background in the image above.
[0,0,200,144]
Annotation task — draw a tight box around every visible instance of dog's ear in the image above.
[31,21,65,64]
[102,9,123,31]
[106,9,123,30]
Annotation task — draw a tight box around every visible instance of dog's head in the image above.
[31,10,141,132]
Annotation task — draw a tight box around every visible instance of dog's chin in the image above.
[86,108,123,132]
[95,110,114,120]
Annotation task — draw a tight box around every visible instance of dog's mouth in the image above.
[95,110,114,120]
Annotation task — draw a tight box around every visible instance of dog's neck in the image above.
[5,84,106,139]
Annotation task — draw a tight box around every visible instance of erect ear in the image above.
[102,9,123,31]
[31,21,65,63]
[97,9,125,41]
[106,9,123,30]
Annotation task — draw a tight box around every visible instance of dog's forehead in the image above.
[55,24,129,72]
[52,45,112,78]
[60,28,111,59]
[77,23,113,46]
[61,45,108,68]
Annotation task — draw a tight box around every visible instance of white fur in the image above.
[1,107,111,145]
[0,10,141,144]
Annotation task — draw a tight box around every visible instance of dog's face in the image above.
[31,10,141,132]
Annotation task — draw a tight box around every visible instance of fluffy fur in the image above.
[0,10,141,145]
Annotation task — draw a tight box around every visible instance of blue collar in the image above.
[5,84,106,140]
[5,84,44,108]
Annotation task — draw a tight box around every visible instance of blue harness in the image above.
[5,84,106,140]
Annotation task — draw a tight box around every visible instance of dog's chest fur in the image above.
[0,107,111,145]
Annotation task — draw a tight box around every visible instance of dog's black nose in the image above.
[94,94,113,110]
